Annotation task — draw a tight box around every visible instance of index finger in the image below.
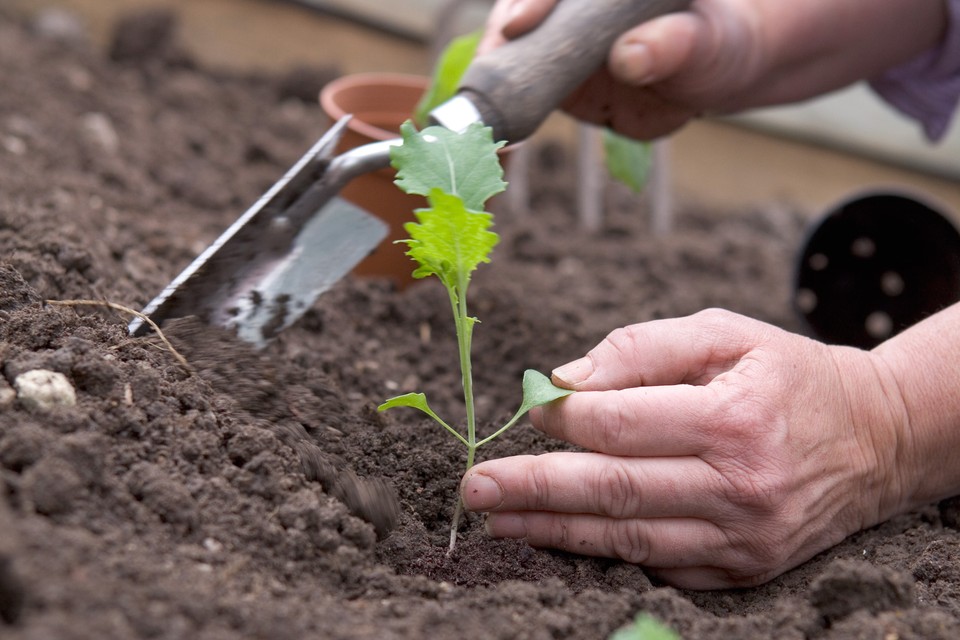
[551,309,775,391]
[532,383,720,456]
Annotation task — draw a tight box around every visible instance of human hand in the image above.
[478,0,947,140]
[460,309,910,589]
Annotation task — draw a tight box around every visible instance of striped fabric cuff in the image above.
[869,0,960,142]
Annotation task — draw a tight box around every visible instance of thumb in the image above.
[551,309,766,391]
[607,13,702,86]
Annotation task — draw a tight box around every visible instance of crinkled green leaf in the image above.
[400,188,498,289]
[391,121,506,212]
[413,30,481,127]
[517,369,574,415]
[603,128,653,194]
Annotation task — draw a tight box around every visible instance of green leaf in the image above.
[517,369,574,414]
[392,121,506,212]
[608,615,679,640]
[378,392,433,414]
[413,30,482,127]
[378,392,468,447]
[603,128,653,194]
[476,370,573,447]
[401,188,498,289]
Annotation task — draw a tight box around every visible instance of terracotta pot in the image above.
[320,72,518,289]
[319,72,431,289]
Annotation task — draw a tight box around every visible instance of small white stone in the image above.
[202,537,223,553]
[0,380,15,410]
[2,135,26,155]
[14,369,77,411]
[33,8,87,44]
[80,112,119,154]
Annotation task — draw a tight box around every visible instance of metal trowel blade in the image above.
[217,197,388,346]
[128,117,389,348]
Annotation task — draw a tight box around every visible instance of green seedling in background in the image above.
[378,121,573,553]
[608,614,680,640]
[413,30,481,127]
[603,129,654,194]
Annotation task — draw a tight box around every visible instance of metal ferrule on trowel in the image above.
[129,0,691,347]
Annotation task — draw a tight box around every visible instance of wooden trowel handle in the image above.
[458,0,692,142]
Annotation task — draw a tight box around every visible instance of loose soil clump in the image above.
[2,9,959,639]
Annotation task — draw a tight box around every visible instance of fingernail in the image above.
[616,40,655,85]
[552,356,593,386]
[462,473,503,511]
[485,513,526,538]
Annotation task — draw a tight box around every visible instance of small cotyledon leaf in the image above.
[378,392,433,414]
[517,369,574,414]
[476,370,574,447]
[378,392,469,447]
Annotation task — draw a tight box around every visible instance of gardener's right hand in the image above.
[478,0,946,140]
[460,305,960,589]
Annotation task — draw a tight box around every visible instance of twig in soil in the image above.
[45,299,192,373]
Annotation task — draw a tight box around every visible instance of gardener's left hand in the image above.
[460,308,916,589]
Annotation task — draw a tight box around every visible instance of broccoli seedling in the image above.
[378,121,573,552]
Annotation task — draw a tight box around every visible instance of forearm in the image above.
[743,0,949,107]
[873,302,960,514]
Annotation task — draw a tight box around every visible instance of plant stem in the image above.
[447,279,478,554]
[447,445,476,554]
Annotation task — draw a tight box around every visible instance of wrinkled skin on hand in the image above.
[461,309,909,589]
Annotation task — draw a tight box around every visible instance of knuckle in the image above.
[691,307,737,331]
[721,460,790,513]
[594,460,640,518]
[599,325,643,366]
[725,527,793,577]
[709,405,793,514]
[593,396,632,452]
[603,522,649,565]
[715,497,805,579]
[710,386,785,464]
[545,516,571,550]
[526,464,554,510]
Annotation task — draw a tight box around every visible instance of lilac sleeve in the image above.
[869,0,960,142]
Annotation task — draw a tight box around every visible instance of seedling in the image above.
[378,121,573,552]
[413,30,481,128]
[608,614,679,640]
[603,129,653,194]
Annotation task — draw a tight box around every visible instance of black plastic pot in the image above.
[793,191,960,349]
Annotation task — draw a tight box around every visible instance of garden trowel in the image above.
[129,0,691,346]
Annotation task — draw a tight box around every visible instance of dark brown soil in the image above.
[2,9,960,639]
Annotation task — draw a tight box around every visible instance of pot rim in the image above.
[319,72,429,142]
